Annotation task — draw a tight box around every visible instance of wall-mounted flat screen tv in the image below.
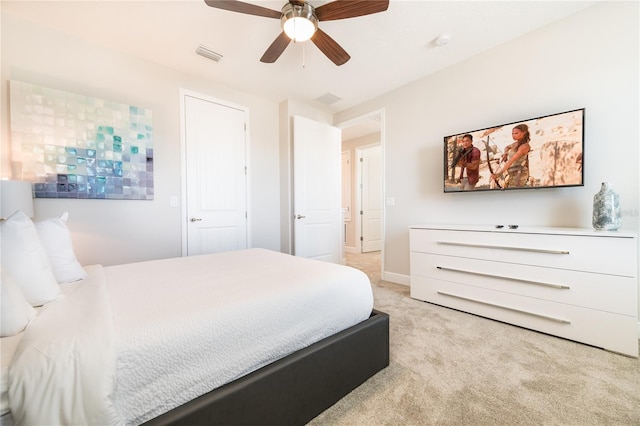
[444,108,584,192]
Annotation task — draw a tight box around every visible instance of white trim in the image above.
[382,271,410,286]
[179,89,188,256]
[244,110,252,250]
[341,150,352,222]
[355,148,362,252]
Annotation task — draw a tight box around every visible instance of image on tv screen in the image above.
[444,108,584,192]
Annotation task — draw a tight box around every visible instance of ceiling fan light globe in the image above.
[283,17,315,41]
[281,3,318,42]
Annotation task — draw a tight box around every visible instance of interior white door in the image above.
[361,145,382,252]
[293,115,342,263]
[341,151,352,223]
[184,94,247,255]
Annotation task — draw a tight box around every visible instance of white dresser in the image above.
[410,224,639,357]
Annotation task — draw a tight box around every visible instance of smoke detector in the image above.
[434,33,451,47]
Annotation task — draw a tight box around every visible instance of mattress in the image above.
[106,248,374,424]
[5,249,373,425]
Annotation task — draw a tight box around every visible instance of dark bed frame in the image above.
[144,309,389,426]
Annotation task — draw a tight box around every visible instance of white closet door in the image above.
[183,93,247,255]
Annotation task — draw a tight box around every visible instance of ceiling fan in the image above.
[204,0,389,66]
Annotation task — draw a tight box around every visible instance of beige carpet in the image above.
[309,251,640,425]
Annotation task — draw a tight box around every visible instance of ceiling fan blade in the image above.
[260,32,292,63]
[311,28,350,66]
[315,0,389,21]
[204,0,281,19]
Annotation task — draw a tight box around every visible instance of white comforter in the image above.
[8,249,373,425]
[8,266,120,425]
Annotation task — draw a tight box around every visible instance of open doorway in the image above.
[338,110,385,279]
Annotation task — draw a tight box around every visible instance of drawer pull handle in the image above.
[437,291,571,324]
[436,241,569,255]
[436,266,571,290]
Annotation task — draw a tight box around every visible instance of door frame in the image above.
[337,108,386,267]
[179,89,251,256]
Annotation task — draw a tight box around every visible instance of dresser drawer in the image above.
[410,229,636,277]
[410,253,637,316]
[410,276,639,357]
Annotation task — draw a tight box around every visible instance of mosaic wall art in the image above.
[9,80,153,199]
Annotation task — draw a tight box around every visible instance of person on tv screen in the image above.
[455,134,481,190]
[492,124,531,188]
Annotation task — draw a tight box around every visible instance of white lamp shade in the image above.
[1,180,34,219]
[283,17,316,42]
[281,3,317,42]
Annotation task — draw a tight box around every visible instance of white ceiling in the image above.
[2,0,597,136]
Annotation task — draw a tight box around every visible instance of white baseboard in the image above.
[382,271,410,286]
[344,246,359,254]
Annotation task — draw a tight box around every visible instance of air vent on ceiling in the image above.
[196,45,223,62]
[316,92,342,105]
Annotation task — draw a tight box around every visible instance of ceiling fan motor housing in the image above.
[281,3,318,42]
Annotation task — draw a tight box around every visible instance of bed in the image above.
[2,245,389,425]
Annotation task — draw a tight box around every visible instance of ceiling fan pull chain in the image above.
[302,42,306,69]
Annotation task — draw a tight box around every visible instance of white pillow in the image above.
[35,212,87,284]
[0,269,37,337]
[0,211,61,306]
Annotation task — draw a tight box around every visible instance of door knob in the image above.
[190,217,203,222]
[295,214,306,219]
